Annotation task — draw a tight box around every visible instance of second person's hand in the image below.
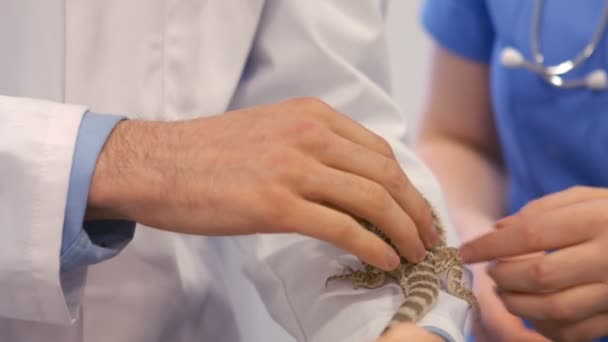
[86,97,437,270]
[460,186,608,341]
[471,264,550,342]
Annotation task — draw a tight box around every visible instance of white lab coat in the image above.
[0,1,470,341]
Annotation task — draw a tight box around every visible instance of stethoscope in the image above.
[500,0,608,90]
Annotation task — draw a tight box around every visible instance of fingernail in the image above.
[485,261,497,275]
[386,249,400,270]
[431,227,441,246]
[423,234,434,250]
[416,242,427,262]
[459,245,472,263]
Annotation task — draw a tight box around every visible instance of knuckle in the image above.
[375,136,394,157]
[290,119,332,151]
[363,182,393,213]
[381,158,405,189]
[547,297,574,321]
[291,96,331,112]
[531,260,554,290]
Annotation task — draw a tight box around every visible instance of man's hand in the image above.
[375,323,444,342]
[459,186,608,341]
[87,97,438,270]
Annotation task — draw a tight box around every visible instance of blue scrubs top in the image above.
[422,0,608,341]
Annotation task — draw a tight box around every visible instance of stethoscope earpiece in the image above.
[500,47,525,68]
[585,69,608,90]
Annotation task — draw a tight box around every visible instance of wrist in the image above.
[86,119,166,222]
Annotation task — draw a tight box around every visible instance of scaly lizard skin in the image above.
[325,201,479,333]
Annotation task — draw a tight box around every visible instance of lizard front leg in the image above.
[325,264,387,289]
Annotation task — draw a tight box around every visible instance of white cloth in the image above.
[0,1,470,341]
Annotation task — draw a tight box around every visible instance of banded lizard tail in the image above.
[325,201,479,333]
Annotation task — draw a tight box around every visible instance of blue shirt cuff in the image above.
[423,326,455,342]
[61,111,135,273]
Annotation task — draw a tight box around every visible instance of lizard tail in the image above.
[384,265,441,332]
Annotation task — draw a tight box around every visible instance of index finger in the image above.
[459,204,596,263]
[318,134,437,249]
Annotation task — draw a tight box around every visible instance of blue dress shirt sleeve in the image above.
[61,112,135,273]
[425,326,454,342]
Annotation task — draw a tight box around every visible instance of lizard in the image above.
[325,200,479,334]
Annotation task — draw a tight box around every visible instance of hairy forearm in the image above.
[415,136,507,242]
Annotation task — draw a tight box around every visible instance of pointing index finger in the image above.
[459,204,596,263]
[458,228,520,263]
